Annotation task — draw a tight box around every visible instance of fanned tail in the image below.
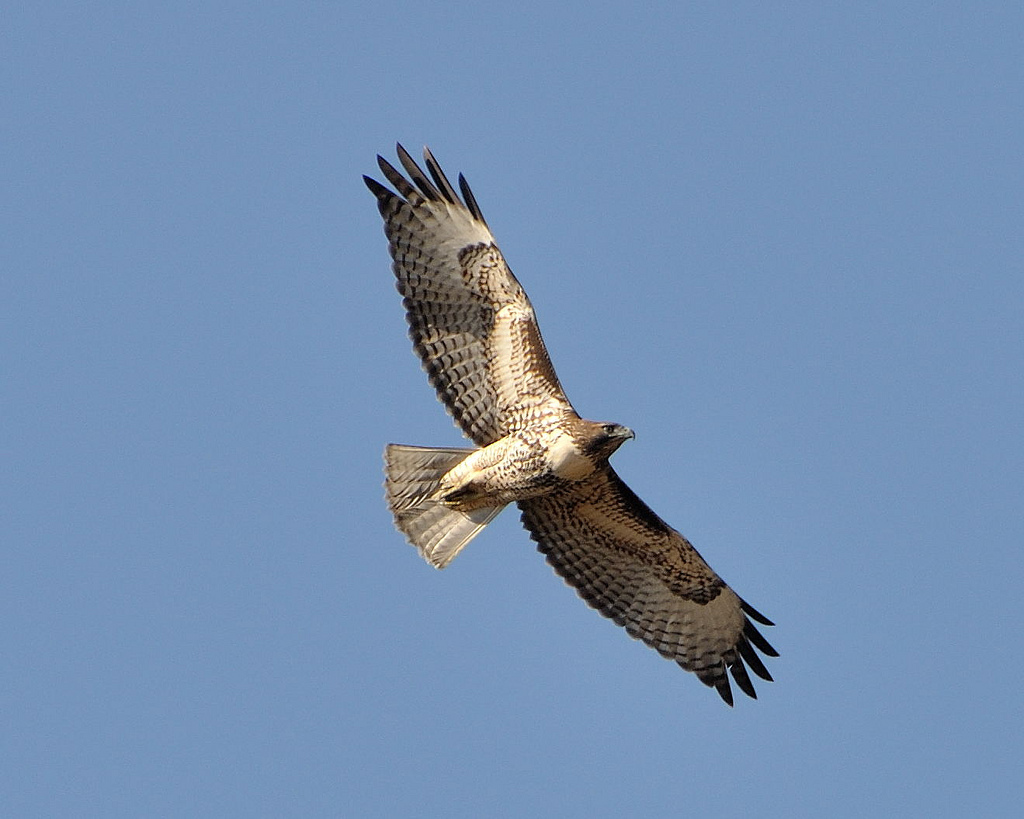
[383,444,505,568]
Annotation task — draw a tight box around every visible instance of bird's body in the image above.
[433,418,629,509]
[366,145,778,705]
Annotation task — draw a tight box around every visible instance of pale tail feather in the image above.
[383,444,505,568]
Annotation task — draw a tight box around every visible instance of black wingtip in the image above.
[741,599,775,627]
[396,142,442,201]
[743,619,780,658]
[458,172,487,225]
[716,678,735,707]
[423,145,460,204]
[729,656,758,700]
[736,635,774,682]
[363,174,388,198]
[369,145,488,226]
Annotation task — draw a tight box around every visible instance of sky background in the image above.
[4,2,1023,817]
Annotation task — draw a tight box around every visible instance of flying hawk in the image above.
[365,145,777,705]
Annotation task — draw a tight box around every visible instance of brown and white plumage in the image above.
[366,145,778,705]
[365,144,572,447]
[519,469,777,704]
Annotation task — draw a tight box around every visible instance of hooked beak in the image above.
[607,424,634,441]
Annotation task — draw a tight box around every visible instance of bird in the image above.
[365,145,777,705]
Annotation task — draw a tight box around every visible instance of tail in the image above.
[383,444,505,569]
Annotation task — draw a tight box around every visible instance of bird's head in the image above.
[582,421,635,460]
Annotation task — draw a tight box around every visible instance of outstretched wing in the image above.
[365,145,575,447]
[518,467,778,705]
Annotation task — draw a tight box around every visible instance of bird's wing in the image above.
[365,145,575,447]
[518,467,778,705]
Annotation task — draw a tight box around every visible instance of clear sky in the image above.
[5,3,1023,817]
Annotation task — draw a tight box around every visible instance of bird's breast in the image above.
[546,432,596,481]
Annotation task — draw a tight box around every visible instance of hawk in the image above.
[365,145,778,705]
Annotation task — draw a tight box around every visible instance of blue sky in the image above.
[4,2,1023,816]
